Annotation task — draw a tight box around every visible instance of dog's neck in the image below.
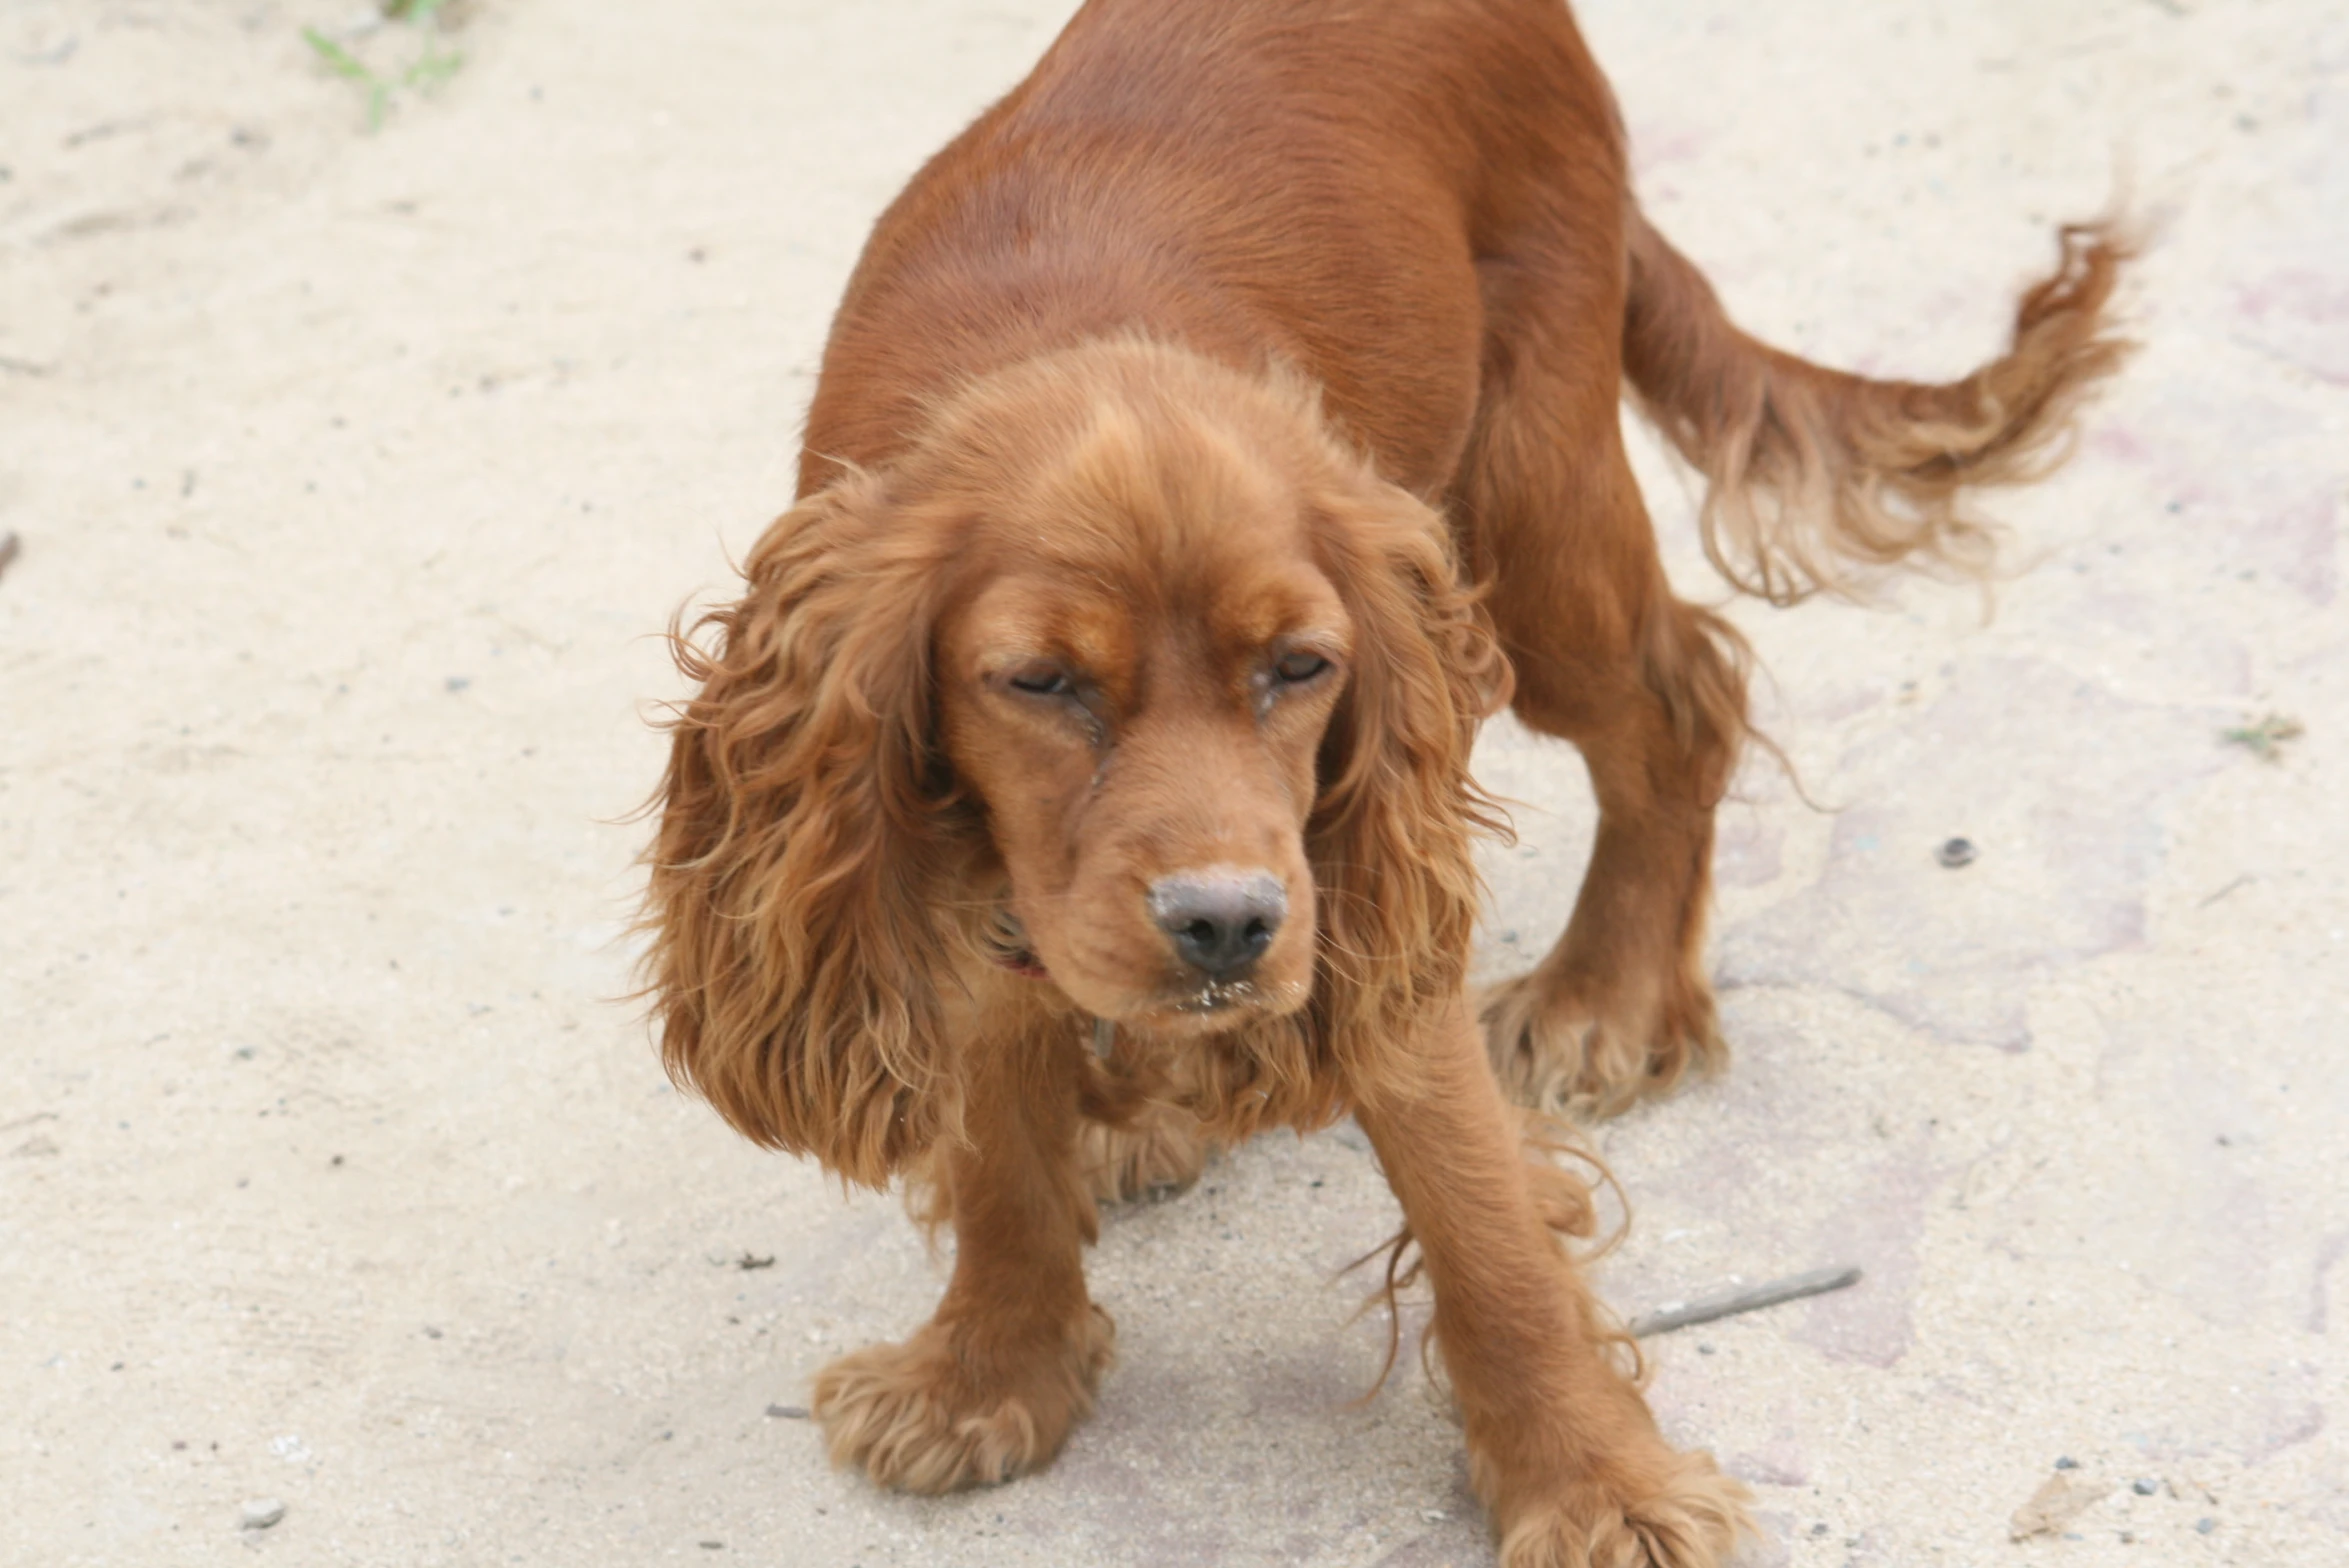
[984,907,1119,1059]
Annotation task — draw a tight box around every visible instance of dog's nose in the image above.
[1148,871,1287,979]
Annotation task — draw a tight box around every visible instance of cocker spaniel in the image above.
[641,2,2126,1562]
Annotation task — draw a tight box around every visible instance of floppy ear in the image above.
[1306,473,1511,1090]
[642,472,961,1188]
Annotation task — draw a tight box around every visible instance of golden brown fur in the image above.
[640,3,2128,1563]
[1624,213,2132,605]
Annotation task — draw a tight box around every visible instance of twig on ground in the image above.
[1628,1264,1862,1337]
[2197,873,2253,908]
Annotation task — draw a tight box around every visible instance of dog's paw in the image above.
[1495,1449,1751,1568]
[1479,966,1724,1120]
[810,1308,1113,1493]
[1078,1103,1211,1205]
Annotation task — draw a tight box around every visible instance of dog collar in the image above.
[994,948,1050,980]
[987,910,1115,1058]
[986,907,1051,979]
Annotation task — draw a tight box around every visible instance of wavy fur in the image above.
[1626,215,2135,603]
[1304,457,1516,1110]
[642,472,968,1187]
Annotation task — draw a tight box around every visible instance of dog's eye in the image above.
[1271,651,1330,685]
[1007,667,1076,699]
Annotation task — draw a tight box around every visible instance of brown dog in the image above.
[642,2,2126,1561]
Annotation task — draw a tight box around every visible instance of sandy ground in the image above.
[3,2,2344,1564]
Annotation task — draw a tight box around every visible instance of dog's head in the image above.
[644,341,1504,1184]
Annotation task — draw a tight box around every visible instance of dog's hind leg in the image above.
[1460,219,1747,1120]
[1077,1097,1211,1205]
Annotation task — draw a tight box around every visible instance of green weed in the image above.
[2221,712,2305,763]
[303,0,465,131]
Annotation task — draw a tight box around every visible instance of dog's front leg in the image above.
[812,1009,1112,1493]
[1354,996,1750,1568]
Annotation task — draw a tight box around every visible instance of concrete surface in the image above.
[2,2,2342,1564]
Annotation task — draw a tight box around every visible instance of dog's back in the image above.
[805,0,2125,614]
[802,0,1626,499]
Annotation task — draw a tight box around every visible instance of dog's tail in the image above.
[1621,208,2133,604]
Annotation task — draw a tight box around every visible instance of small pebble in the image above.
[2132,1478,2158,1496]
[765,1403,809,1420]
[1696,1342,1715,1356]
[240,1498,286,1531]
[2053,1456,2078,1470]
[2196,1518,2217,1534]
[1937,836,1977,869]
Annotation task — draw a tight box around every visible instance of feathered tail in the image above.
[1622,210,2134,603]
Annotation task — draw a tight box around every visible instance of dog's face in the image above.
[646,339,1499,1179]
[936,431,1352,1031]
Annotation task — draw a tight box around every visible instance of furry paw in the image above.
[810,1308,1114,1493]
[1078,1102,1211,1204]
[1479,965,1724,1120]
[1495,1449,1752,1568]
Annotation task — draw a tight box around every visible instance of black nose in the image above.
[1148,872,1287,979]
